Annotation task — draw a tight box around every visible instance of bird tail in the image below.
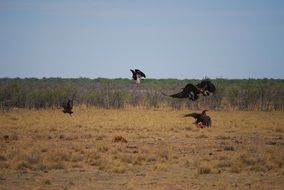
[161,92,169,97]
[183,113,192,117]
[161,91,179,98]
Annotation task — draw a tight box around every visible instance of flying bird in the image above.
[130,69,146,84]
[162,83,202,101]
[196,79,216,96]
[184,110,211,128]
[62,95,75,116]
[162,79,216,101]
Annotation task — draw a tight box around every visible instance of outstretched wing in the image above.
[130,69,137,80]
[166,91,189,98]
[196,80,216,95]
[184,112,202,119]
[130,69,135,75]
[135,69,146,78]
[163,83,200,100]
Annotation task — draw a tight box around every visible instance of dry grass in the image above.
[0,107,283,189]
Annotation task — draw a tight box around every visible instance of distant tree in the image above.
[0,78,283,111]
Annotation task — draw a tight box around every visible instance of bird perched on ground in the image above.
[196,79,216,96]
[130,69,146,84]
[162,83,202,101]
[162,79,216,101]
[184,110,211,128]
[62,95,75,116]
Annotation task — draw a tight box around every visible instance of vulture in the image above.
[184,110,211,128]
[162,79,216,101]
[162,83,201,101]
[196,79,216,96]
[62,96,74,116]
[130,69,146,84]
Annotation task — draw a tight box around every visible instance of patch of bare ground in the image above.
[0,108,283,189]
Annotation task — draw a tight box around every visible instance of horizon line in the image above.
[0,77,283,80]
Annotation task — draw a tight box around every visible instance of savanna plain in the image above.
[0,107,283,190]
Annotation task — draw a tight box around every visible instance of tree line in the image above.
[0,77,283,111]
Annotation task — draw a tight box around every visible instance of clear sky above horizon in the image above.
[0,0,284,79]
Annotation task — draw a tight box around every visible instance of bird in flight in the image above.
[162,83,201,101]
[130,69,146,84]
[162,79,216,101]
[184,110,211,128]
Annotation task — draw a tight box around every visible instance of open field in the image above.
[0,107,283,190]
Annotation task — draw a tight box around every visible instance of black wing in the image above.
[183,83,201,95]
[184,112,202,119]
[163,83,201,100]
[185,113,211,126]
[196,80,216,95]
[130,69,137,80]
[135,69,146,78]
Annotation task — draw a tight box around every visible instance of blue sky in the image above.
[0,0,284,79]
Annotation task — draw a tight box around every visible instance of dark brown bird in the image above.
[162,83,202,101]
[162,79,216,101]
[62,95,74,116]
[184,110,211,128]
[130,69,146,84]
[196,79,216,96]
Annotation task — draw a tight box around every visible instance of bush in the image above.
[0,78,283,111]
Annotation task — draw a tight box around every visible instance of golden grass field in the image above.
[0,107,283,190]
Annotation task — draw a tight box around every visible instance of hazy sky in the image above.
[0,0,284,79]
